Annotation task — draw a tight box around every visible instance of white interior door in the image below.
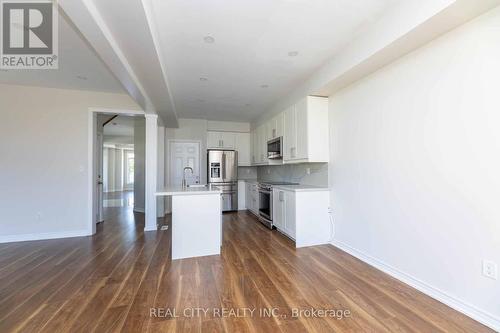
[169,141,201,186]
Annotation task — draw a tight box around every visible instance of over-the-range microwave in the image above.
[267,137,283,159]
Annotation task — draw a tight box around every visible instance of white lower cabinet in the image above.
[245,182,259,215]
[273,188,331,248]
[273,189,295,239]
[238,180,246,210]
[245,183,252,211]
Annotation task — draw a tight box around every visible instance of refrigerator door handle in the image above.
[222,153,226,180]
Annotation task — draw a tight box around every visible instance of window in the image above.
[126,152,134,185]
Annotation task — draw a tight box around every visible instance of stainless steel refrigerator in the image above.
[208,150,238,212]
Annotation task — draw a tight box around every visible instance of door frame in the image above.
[87,107,145,235]
[167,139,202,187]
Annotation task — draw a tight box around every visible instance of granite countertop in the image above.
[240,179,258,183]
[272,184,329,192]
[241,180,329,192]
[155,185,222,196]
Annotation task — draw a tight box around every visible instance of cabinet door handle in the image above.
[291,147,296,158]
[272,129,276,138]
[221,140,224,147]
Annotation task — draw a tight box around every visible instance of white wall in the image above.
[103,147,123,192]
[134,117,146,212]
[0,84,140,242]
[329,6,500,329]
[207,120,250,132]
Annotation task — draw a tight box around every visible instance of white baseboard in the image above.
[133,207,145,213]
[0,230,91,244]
[104,188,124,193]
[331,240,500,332]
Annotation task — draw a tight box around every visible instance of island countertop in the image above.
[155,185,222,196]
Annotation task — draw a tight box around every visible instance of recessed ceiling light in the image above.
[76,75,88,80]
[245,103,251,107]
[200,77,208,82]
[203,36,215,44]
[260,84,269,88]
[288,51,299,57]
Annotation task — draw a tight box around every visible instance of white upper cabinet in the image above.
[283,96,329,163]
[283,105,295,160]
[220,132,235,149]
[251,129,257,165]
[250,122,273,166]
[275,112,284,138]
[207,131,235,149]
[207,131,221,149]
[267,112,284,140]
[208,131,250,166]
[249,95,327,166]
[294,97,308,160]
[235,132,251,166]
[258,124,268,164]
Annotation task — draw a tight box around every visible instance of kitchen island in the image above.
[155,185,222,260]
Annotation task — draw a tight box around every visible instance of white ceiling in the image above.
[151,0,397,122]
[103,116,135,137]
[0,10,124,93]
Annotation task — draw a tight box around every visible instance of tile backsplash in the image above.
[238,167,258,180]
[257,163,328,187]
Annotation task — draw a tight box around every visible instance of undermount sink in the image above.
[187,184,207,188]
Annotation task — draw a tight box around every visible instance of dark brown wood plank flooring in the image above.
[0,191,493,332]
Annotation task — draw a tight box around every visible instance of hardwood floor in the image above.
[0,193,493,332]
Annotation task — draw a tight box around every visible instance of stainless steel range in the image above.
[258,181,298,229]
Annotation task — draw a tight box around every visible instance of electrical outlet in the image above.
[482,260,498,280]
[306,168,311,175]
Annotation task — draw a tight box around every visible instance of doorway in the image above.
[100,115,136,214]
[90,110,146,234]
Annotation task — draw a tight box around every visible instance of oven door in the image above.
[258,188,272,222]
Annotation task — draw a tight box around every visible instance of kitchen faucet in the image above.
[182,166,194,188]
